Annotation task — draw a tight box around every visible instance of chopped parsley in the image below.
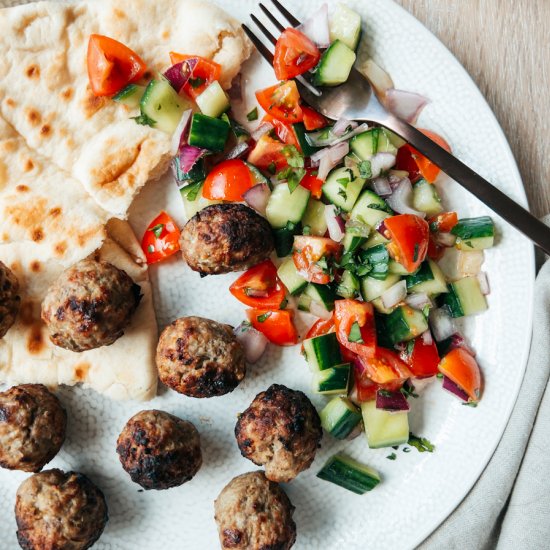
[277,166,306,193]
[348,321,364,344]
[359,160,372,179]
[256,312,272,323]
[378,389,393,398]
[279,298,288,309]
[246,107,259,121]
[403,447,411,453]
[282,145,304,168]
[462,401,478,407]
[132,113,156,127]
[337,188,348,201]
[147,244,155,253]
[436,373,444,379]
[386,452,397,460]
[400,381,419,399]
[302,225,311,235]
[267,162,277,175]
[464,240,473,248]
[406,339,415,355]
[336,177,350,187]
[149,223,164,239]
[180,181,202,202]
[408,433,435,453]
[189,76,205,88]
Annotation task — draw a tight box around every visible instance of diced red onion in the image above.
[372,177,392,197]
[224,141,251,160]
[251,121,273,141]
[243,184,271,215]
[317,141,350,180]
[433,231,457,247]
[381,280,407,309]
[234,322,269,363]
[163,59,197,91]
[376,220,388,236]
[376,389,410,412]
[363,59,394,97]
[429,308,456,341]
[477,271,490,295]
[227,74,243,102]
[177,144,206,174]
[442,376,469,402]
[386,177,426,217]
[446,333,477,357]
[405,292,432,310]
[332,117,358,137]
[385,88,430,124]
[170,109,193,155]
[297,3,330,48]
[309,301,333,320]
[370,152,397,178]
[421,330,433,346]
[324,204,345,242]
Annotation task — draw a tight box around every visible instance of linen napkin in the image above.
[420,224,550,549]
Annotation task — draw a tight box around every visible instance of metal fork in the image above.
[243,0,550,255]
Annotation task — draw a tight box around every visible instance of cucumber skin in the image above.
[188,114,230,152]
[304,333,343,372]
[384,305,428,343]
[451,216,495,239]
[320,397,362,439]
[317,454,380,494]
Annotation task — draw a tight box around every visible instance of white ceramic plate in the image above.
[0,1,535,549]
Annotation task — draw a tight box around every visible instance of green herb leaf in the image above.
[436,373,444,379]
[246,107,259,121]
[279,298,288,309]
[429,221,439,232]
[413,243,419,263]
[180,181,203,202]
[147,244,155,253]
[337,188,348,201]
[132,113,156,127]
[302,225,311,236]
[378,389,393,397]
[406,339,415,355]
[348,321,364,344]
[462,401,478,407]
[464,240,473,248]
[408,433,435,453]
[257,312,272,323]
[392,445,399,450]
[149,223,164,239]
[267,162,277,175]
[386,452,397,460]
[189,76,205,88]
[336,177,350,187]
[282,145,304,168]
[403,447,411,453]
[359,160,372,179]
[422,304,431,318]
[400,381,419,399]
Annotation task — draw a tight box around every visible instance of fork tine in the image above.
[250,14,277,45]
[259,3,285,33]
[270,0,301,27]
[242,24,274,65]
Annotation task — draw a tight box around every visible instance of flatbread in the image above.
[0,0,252,217]
[0,220,158,401]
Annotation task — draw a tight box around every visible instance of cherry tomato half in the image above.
[273,28,320,80]
[202,159,254,202]
[141,211,181,264]
[385,214,429,273]
[246,308,298,346]
[256,81,303,124]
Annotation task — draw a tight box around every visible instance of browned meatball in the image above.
[0,260,20,338]
[41,259,141,352]
[156,316,246,398]
[0,384,66,473]
[15,469,108,550]
[180,203,274,275]
[116,409,202,490]
[235,384,322,482]
[214,471,296,550]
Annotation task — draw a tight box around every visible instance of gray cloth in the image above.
[420,242,550,549]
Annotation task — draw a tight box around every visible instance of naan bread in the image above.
[0,0,251,217]
[0,220,158,401]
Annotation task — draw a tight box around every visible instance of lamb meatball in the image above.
[235,384,322,482]
[0,384,66,473]
[15,469,108,550]
[41,259,141,352]
[214,471,296,550]
[156,316,246,398]
[0,260,20,338]
[116,409,202,490]
[180,203,274,275]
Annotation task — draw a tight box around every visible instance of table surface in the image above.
[395,0,550,218]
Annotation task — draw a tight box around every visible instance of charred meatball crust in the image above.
[156,316,246,398]
[15,469,108,550]
[116,409,202,490]
[214,471,296,550]
[0,384,66,473]
[180,203,274,275]
[41,259,141,352]
[0,260,20,338]
[235,384,322,482]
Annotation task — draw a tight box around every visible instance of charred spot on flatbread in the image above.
[5,98,16,108]
[83,85,107,118]
[54,241,67,257]
[74,363,90,381]
[31,228,44,242]
[49,207,61,218]
[90,142,141,193]
[23,159,34,172]
[30,261,41,273]
[16,185,29,193]
[39,125,51,137]
[26,109,41,126]
[59,88,73,101]
[25,65,40,79]
[27,325,45,354]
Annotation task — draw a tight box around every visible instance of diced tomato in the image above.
[429,211,458,233]
[262,114,300,148]
[273,28,320,80]
[402,336,440,378]
[246,308,298,346]
[256,81,303,124]
[301,105,328,131]
[359,348,412,389]
[305,315,335,340]
[395,145,421,183]
[353,366,378,402]
[299,170,324,199]
[169,53,221,99]
[439,348,481,402]
[247,135,288,171]
[87,35,147,96]
[385,214,429,273]
[141,211,181,264]
[293,236,342,284]
[427,236,445,261]
[229,260,286,309]
[334,300,377,358]
[202,159,254,202]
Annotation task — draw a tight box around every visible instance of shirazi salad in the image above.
[87,3,496,495]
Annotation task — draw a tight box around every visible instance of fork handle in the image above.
[380,116,550,255]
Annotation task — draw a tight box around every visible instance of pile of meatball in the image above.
[0,203,324,549]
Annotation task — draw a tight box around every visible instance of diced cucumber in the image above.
[322,167,365,211]
[371,297,398,314]
[245,162,270,186]
[343,221,371,252]
[180,183,221,218]
[350,128,379,160]
[274,222,301,257]
[113,83,146,109]
[173,156,206,187]
[336,270,360,299]
[188,113,230,152]
[412,179,443,216]
[303,333,342,372]
[302,199,328,236]
[376,129,398,154]
[359,244,389,280]
[277,257,307,295]
[363,231,389,249]
[440,276,488,317]
[451,216,495,250]
[304,283,336,312]
[313,363,351,394]
[329,3,362,51]
[293,122,321,157]
[406,260,448,295]
[361,273,401,302]
[195,81,230,118]
[388,259,410,276]
[266,184,310,229]
[384,305,429,343]
[317,454,380,495]
[361,400,409,449]
[350,190,391,228]
[140,79,189,134]
[297,292,312,312]
[312,40,356,87]
[320,397,362,440]
[385,129,407,149]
